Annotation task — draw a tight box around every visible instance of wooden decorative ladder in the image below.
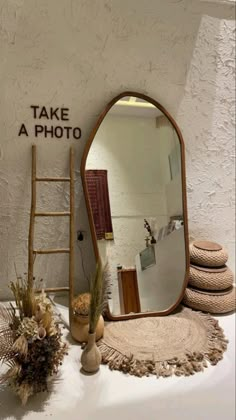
[28,144,74,322]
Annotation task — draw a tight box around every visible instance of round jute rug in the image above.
[98,306,228,378]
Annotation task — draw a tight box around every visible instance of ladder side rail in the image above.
[28,145,37,292]
[69,147,75,325]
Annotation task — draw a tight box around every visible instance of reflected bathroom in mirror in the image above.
[81,92,189,320]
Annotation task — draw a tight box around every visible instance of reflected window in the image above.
[85,169,113,240]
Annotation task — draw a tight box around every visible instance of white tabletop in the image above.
[0,304,235,420]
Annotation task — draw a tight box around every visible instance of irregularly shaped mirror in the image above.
[81,92,189,320]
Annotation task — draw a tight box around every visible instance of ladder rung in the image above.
[35,287,69,293]
[33,248,70,254]
[35,212,70,217]
[36,177,71,182]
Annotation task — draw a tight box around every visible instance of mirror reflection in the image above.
[85,96,186,317]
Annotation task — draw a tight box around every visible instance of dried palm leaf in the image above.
[0,364,21,384]
[5,359,17,368]
[0,339,15,365]
[0,304,16,364]
[0,304,15,329]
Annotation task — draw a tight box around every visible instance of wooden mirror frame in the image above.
[81,91,190,320]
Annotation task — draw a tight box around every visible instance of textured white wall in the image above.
[0,0,235,299]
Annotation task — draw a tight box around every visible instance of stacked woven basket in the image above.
[183,240,235,314]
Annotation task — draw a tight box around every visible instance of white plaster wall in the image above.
[156,120,183,218]
[166,173,183,218]
[0,0,235,299]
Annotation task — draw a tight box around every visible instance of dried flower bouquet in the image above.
[0,277,68,405]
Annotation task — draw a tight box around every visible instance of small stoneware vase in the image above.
[70,314,104,343]
[81,332,102,373]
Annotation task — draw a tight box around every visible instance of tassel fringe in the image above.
[97,310,228,378]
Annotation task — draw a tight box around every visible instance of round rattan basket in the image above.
[189,264,234,291]
[183,286,236,314]
[189,241,228,267]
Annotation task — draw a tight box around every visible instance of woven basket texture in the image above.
[189,243,228,267]
[183,287,236,314]
[189,265,234,291]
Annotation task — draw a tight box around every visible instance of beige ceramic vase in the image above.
[70,314,104,343]
[81,332,102,373]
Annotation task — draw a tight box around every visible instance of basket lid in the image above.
[193,241,222,252]
[190,263,228,273]
[189,286,234,296]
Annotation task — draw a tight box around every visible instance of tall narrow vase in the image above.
[81,332,102,373]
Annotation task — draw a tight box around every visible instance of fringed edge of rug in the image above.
[97,310,228,378]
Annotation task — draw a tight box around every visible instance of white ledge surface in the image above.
[0,303,235,420]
